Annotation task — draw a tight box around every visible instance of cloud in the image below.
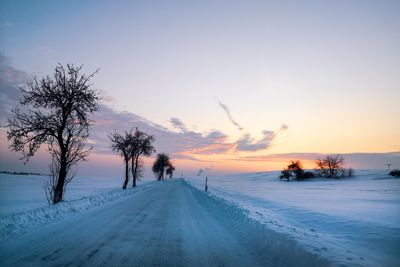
[236,130,276,151]
[170,117,187,132]
[217,99,243,131]
[0,55,30,126]
[89,106,234,159]
[280,124,289,131]
[214,98,288,151]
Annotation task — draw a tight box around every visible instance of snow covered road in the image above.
[0,179,328,267]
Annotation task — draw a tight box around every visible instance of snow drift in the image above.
[0,180,160,240]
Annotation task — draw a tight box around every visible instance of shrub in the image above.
[315,154,353,178]
[280,169,291,181]
[344,168,354,178]
[302,171,315,179]
[280,160,313,181]
[389,169,400,178]
[288,160,304,180]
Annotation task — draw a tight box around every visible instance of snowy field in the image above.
[187,170,400,267]
[0,173,155,239]
[0,170,399,266]
[0,173,151,216]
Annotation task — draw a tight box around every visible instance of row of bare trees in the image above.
[109,128,155,189]
[108,129,176,188]
[280,154,354,181]
[7,64,176,204]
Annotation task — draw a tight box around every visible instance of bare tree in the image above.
[166,164,175,178]
[152,153,171,181]
[7,64,99,204]
[133,158,144,182]
[109,130,133,189]
[315,154,346,178]
[129,128,155,187]
[110,128,155,188]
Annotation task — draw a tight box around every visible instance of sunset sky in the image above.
[0,0,399,176]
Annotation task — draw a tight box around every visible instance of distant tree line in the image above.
[280,154,354,181]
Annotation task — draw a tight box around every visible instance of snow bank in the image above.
[183,179,330,267]
[186,170,400,267]
[0,181,159,240]
[0,174,137,215]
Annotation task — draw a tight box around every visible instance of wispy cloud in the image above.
[170,117,187,132]
[215,97,289,151]
[89,107,234,159]
[217,99,243,131]
[0,54,30,126]
[236,130,276,151]
[280,124,289,131]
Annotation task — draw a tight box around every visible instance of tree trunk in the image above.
[53,156,67,204]
[132,156,139,187]
[123,159,129,189]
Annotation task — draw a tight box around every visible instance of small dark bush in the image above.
[279,160,316,181]
[302,171,315,179]
[288,161,304,180]
[345,168,354,177]
[389,169,400,178]
[280,169,291,181]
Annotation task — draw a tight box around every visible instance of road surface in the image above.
[0,179,329,266]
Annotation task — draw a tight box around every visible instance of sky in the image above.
[0,0,399,177]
